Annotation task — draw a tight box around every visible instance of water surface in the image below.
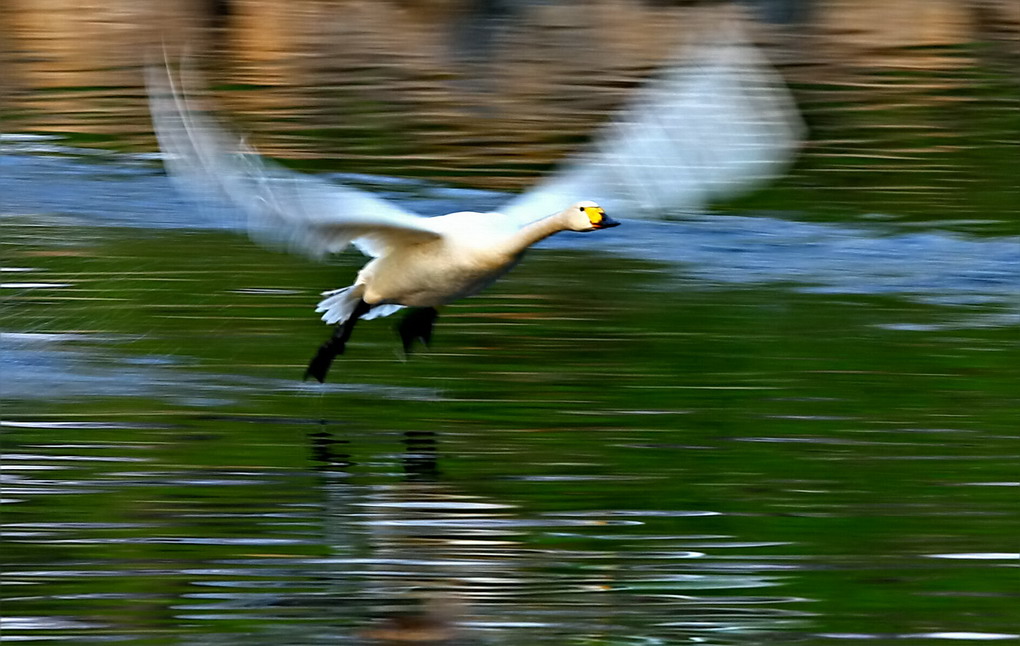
[3,4,1020,644]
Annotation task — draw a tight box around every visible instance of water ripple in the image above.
[3,151,1018,324]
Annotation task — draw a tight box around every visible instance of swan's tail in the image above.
[315,286,404,325]
[315,286,364,325]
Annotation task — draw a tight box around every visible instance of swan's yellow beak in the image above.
[584,206,620,229]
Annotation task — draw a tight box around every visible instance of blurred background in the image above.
[3,0,1019,220]
[2,2,1019,645]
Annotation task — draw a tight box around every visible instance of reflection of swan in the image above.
[310,429,523,642]
[307,429,799,642]
[146,21,800,382]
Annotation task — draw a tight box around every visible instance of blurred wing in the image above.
[145,59,440,259]
[501,23,804,223]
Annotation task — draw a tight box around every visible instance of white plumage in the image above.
[145,22,801,380]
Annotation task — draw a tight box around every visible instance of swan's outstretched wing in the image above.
[500,23,804,223]
[146,60,440,259]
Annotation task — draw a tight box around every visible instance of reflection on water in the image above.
[1,417,820,644]
[3,0,1020,227]
[2,204,1018,643]
[3,1,1020,644]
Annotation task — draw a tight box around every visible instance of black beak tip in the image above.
[599,217,621,229]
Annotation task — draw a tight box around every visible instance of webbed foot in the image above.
[304,300,371,383]
[397,307,439,354]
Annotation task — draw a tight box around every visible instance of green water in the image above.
[2,216,1018,644]
[3,6,1020,642]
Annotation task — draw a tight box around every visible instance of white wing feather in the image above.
[145,60,440,259]
[500,23,804,223]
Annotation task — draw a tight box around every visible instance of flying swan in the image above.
[146,23,802,383]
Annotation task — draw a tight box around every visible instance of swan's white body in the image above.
[312,205,608,326]
[146,20,802,335]
[358,210,525,307]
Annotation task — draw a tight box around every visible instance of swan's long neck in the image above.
[500,211,570,256]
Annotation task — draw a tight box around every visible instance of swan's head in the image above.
[566,201,620,232]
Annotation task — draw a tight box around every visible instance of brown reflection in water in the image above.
[5,0,149,89]
[3,1,183,140]
[814,0,976,71]
[3,0,1018,186]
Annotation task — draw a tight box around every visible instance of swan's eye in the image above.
[582,206,605,225]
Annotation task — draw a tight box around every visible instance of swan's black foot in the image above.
[397,307,438,354]
[304,300,371,383]
[304,328,347,383]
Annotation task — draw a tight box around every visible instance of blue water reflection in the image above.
[3,147,1017,321]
